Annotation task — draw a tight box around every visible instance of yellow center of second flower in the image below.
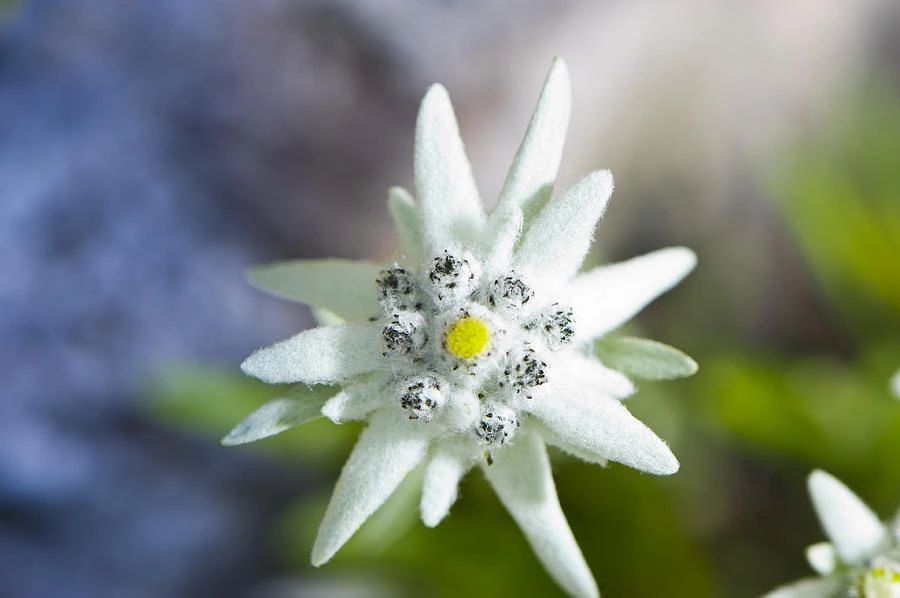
[445,317,490,359]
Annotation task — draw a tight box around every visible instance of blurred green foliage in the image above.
[146,86,900,597]
[772,87,900,339]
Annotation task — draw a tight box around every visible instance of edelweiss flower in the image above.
[227,58,697,598]
[766,470,900,598]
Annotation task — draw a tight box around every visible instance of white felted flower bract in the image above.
[230,58,698,598]
[764,470,900,598]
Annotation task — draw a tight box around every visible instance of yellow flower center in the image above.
[445,317,490,359]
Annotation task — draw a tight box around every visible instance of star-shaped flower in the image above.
[228,58,697,598]
[765,470,900,598]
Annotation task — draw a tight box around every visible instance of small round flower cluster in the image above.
[848,553,900,598]
[376,250,575,447]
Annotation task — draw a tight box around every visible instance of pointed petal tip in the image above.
[807,469,846,504]
[633,434,679,476]
[419,495,451,528]
[239,351,265,380]
[550,55,568,70]
[219,434,239,447]
[388,185,412,200]
[669,246,698,273]
[240,350,283,384]
[421,512,444,529]
[807,469,830,490]
[589,168,614,191]
[547,56,570,87]
[687,357,699,375]
[805,542,837,575]
[309,546,330,568]
[417,84,455,132]
[240,349,291,385]
[320,401,342,425]
[586,169,614,211]
[665,457,681,475]
[421,83,451,108]
[653,449,680,476]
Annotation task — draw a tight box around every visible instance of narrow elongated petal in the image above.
[553,352,635,399]
[420,439,475,527]
[493,57,571,222]
[527,357,676,474]
[891,369,900,398]
[808,470,887,565]
[569,247,697,342]
[311,412,430,566]
[594,336,698,381]
[387,186,423,265]
[514,170,613,283]
[414,84,483,253]
[483,431,598,598]
[763,578,841,598]
[478,203,523,275]
[805,542,837,575]
[321,376,389,423]
[248,259,381,321]
[242,323,382,385]
[222,385,336,446]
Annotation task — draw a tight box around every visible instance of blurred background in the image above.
[2,0,900,596]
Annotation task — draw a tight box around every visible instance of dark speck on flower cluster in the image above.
[382,312,426,356]
[376,267,417,310]
[400,376,442,422]
[541,304,575,348]
[500,346,547,398]
[477,406,518,445]
[488,273,533,311]
[428,251,475,301]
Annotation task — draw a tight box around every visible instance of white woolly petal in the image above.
[311,412,430,566]
[493,57,571,222]
[594,336,698,382]
[420,439,476,527]
[321,377,390,424]
[805,542,837,576]
[483,431,598,598]
[569,247,697,343]
[762,577,841,598]
[478,203,523,276]
[553,352,635,400]
[247,259,381,321]
[414,84,484,253]
[890,369,900,399]
[221,385,335,446]
[387,186,423,265]
[514,170,613,284]
[808,470,887,565]
[528,359,677,475]
[242,323,383,385]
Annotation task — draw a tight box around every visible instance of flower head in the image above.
[765,470,900,598]
[228,58,697,598]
